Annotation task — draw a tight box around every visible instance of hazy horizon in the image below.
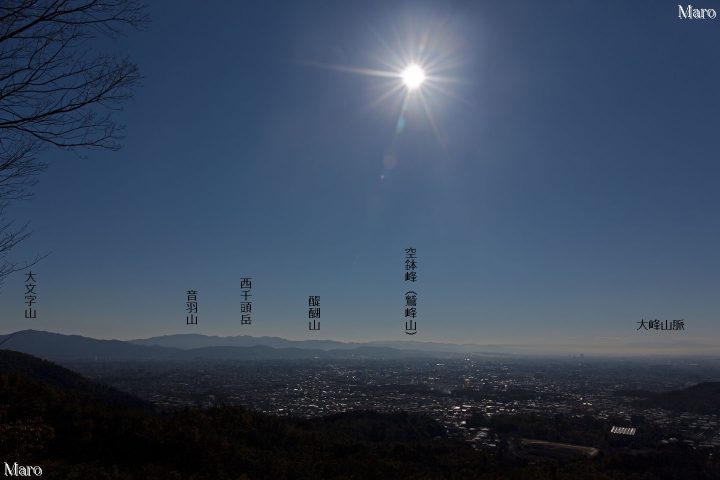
[1,1,718,353]
[2,327,719,358]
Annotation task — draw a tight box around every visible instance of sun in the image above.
[401,64,426,90]
[298,21,462,145]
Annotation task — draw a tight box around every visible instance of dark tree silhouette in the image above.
[0,0,146,289]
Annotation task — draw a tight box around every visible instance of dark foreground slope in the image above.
[622,382,720,415]
[0,349,152,410]
[1,351,718,480]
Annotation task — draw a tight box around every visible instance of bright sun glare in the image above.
[401,64,426,90]
[301,24,460,144]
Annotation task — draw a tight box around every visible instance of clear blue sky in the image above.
[1,0,719,354]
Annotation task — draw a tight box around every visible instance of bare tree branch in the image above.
[0,0,145,291]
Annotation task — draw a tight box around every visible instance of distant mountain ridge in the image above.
[6,330,716,359]
[129,332,516,355]
[130,333,363,350]
[0,330,470,363]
